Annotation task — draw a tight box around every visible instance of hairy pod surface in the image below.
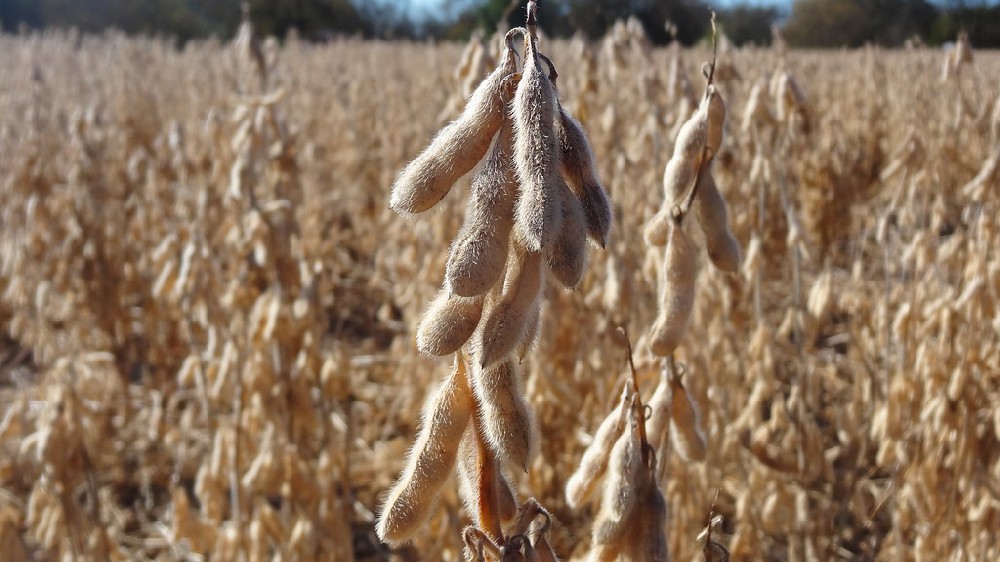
[643,207,672,247]
[593,414,642,545]
[662,156,697,209]
[670,374,707,462]
[545,180,588,289]
[619,482,668,562]
[472,360,536,472]
[446,118,518,297]
[476,242,544,368]
[513,38,564,252]
[514,299,542,362]
[704,85,726,155]
[456,426,518,527]
[390,44,516,214]
[376,358,474,545]
[557,107,612,248]
[565,390,629,508]
[416,289,485,356]
[694,171,741,273]
[673,105,708,163]
[644,369,672,448]
[649,222,697,357]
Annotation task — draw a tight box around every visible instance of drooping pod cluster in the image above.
[645,80,739,357]
[380,14,610,552]
[394,25,610,369]
[566,384,668,562]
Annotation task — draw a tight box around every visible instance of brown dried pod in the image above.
[471,360,536,472]
[644,367,672,448]
[662,154,698,209]
[416,289,485,356]
[565,388,629,508]
[514,300,542,362]
[619,483,668,562]
[545,180,588,289]
[513,35,564,252]
[694,171,741,273]
[670,371,707,462]
[557,107,612,248]
[457,425,519,527]
[704,85,726,156]
[476,241,544,368]
[447,118,518,297]
[390,36,517,214]
[644,206,672,247]
[376,357,475,545]
[592,402,643,545]
[649,221,698,356]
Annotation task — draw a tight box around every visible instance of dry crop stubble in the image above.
[0,19,999,562]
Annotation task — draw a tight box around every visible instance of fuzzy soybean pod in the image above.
[643,369,672,449]
[670,373,707,462]
[389,38,517,214]
[593,410,643,545]
[545,180,588,289]
[649,221,698,357]
[694,171,741,273]
[704,85,726,156]
[643,206,671,247]
[376,357,475,545]
[446,118,518,297]
[514,300,542,362]
[416,289,485,356]
[663,106,709,206]
[475,242,544,368]
[557,107,612,248]
[565,389,629,508]
[456,425,518,527]
[620,477,668,562]
[471,360,536,472]
[513,36,564,252]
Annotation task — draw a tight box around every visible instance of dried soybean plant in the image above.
[378,2,611,558]
[566,334,669,562]
[566,16,737,562]
[645,15,739,358]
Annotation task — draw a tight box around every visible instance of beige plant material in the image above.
[512,33,564,252]
[556,107,613,248]
[694,170,741,273]
[417,289,486,356]
[475,241,544,368]
[471,360,537,472]
[390,38,517,214]
[376,356,475,545]
[446,118,519,297]
[545,180,589,289]
[649,221,698,357]
[565,387,629,509]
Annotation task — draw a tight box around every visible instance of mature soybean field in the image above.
[0,19,998,562]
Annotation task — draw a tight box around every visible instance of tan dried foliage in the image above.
[1,17,999,562]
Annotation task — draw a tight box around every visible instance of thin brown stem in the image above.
[472,411,503,544]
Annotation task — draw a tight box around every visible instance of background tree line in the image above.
[2,0,1000,47]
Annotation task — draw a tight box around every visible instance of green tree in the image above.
[784,0,939,47]
[716,4,783,47]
